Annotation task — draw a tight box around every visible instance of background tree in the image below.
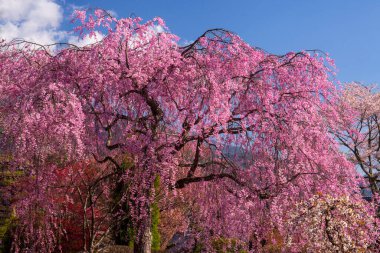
[54,161,117,253]
[336,83,380,197]
[285,194,375,252]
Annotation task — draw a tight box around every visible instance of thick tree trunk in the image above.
[134,225,152,253]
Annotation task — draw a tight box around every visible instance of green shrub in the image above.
[151,175,161,252]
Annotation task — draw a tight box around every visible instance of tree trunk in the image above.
[134,225,152,253]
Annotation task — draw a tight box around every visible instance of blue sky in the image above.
[60,0,380,84]
[2,0,380,84]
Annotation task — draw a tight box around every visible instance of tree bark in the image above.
[134,225,152,253]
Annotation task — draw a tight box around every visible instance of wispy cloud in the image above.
[103,9,118,18]
[68,31,104,47]
[0,0,64,45]
[0,0,115,47]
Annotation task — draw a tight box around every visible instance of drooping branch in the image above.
[174,172,243,189]
[92,153,121,171]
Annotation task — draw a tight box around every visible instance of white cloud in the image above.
[0,0,63,45]
[152,25,164,34]
[68,31,104,47]
[179,39,194,47]
[126,24,165,50]
[67,4,117,19]
[106,9,118,18]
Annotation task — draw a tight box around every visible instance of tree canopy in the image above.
[0,10,375,253]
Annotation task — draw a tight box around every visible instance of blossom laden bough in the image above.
[286,194,375,253]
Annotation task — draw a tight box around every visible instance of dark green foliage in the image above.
[211,237,247,253]
[192,242,204,253]
[0,213,16,253]
[112,156,135,247]
[0,159,21,253]
[151,175,160,252]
